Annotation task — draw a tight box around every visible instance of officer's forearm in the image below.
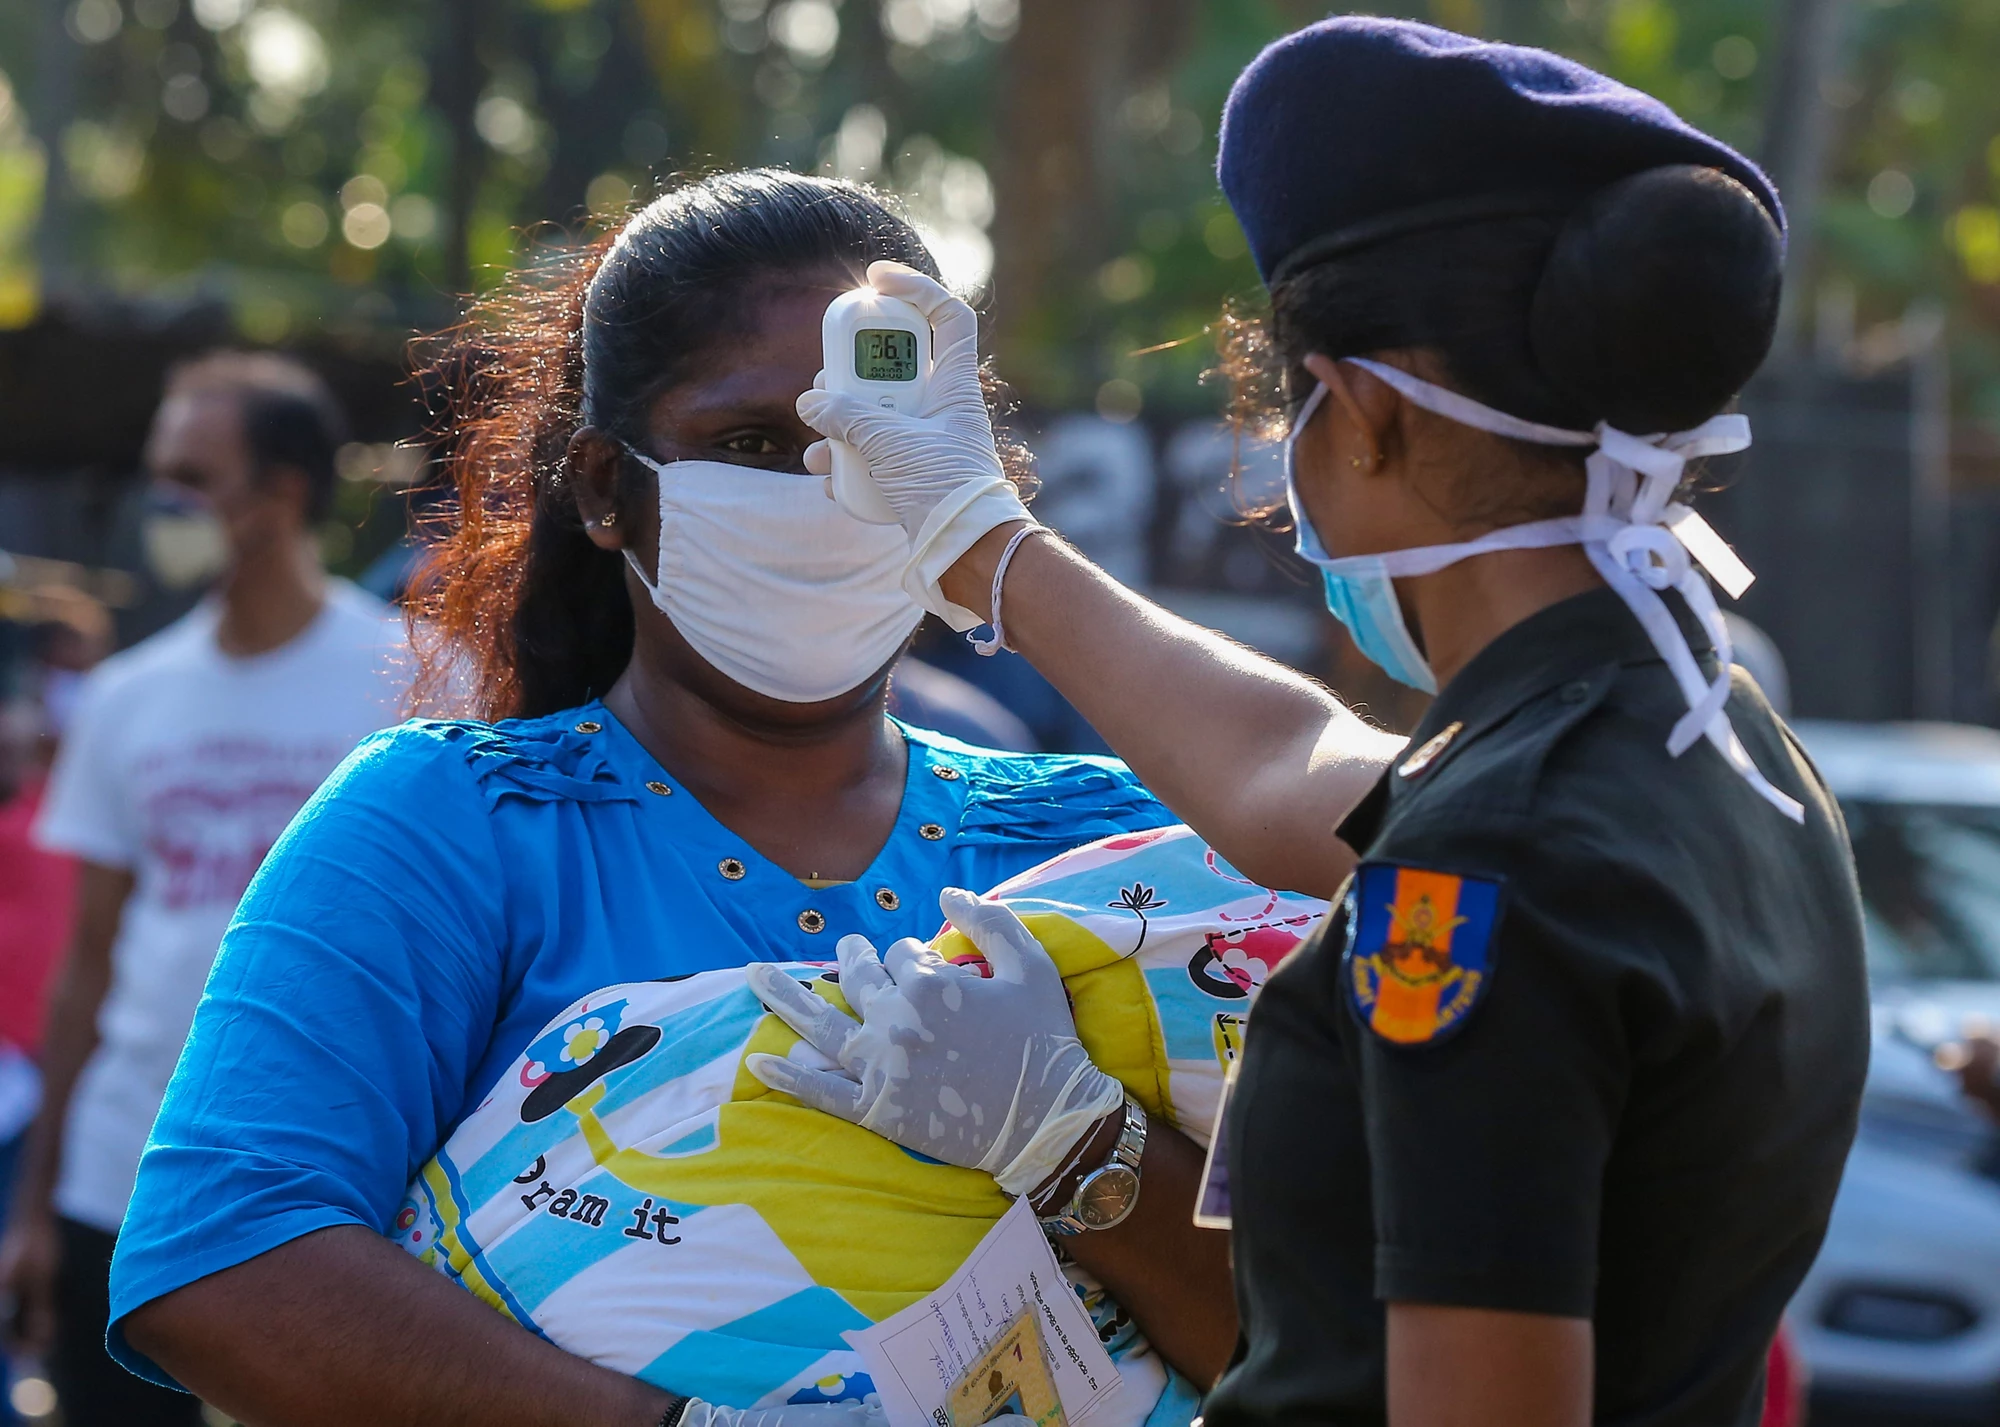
[940,525,1400,898]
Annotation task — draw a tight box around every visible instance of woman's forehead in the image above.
[643,285,835,428]
[649,363,809,425]
[714,280,844,357]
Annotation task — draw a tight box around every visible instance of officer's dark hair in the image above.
[1258,164,1784,439]
[408,169,1031,722]
[162,350,348,523]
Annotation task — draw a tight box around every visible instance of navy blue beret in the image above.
[1217,17,1783,285]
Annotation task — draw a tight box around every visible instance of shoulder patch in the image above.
[1343,861,1503,1046]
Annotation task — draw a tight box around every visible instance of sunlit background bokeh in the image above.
[2,0,1999,415]
[3,0,2000,732]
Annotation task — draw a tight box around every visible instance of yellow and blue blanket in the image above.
[392,825,1323,1426]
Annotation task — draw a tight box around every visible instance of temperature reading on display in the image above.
[855,329,919,382]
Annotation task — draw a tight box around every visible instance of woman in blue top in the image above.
[107,172,1394,1427]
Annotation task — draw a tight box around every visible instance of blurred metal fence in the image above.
[1716,364,2000,728]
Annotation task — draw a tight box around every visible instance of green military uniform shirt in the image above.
[1205,587,1870,1427]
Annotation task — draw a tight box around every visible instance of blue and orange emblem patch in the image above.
[1344,862,1502,1046]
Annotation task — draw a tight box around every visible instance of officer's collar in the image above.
[1337,585,1716,850]
[1413,584,1714,750]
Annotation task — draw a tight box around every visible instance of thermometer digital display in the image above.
[820,287,933,524]
[854,329,920,383]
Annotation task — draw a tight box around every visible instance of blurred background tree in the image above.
[1,0,1998,423]
[5,0,2000,733]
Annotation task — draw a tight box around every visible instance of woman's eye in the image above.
[718,432,786,456]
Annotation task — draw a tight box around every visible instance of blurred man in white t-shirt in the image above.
[0,352,409,1425]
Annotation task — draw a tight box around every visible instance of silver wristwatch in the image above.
[1041,1097,1147,1237]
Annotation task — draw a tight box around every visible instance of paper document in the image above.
[844,1196,1121,1427]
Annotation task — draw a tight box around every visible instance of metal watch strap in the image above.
[1041,1097,1147,1237]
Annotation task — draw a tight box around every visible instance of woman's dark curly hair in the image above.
[407,169,1032,721]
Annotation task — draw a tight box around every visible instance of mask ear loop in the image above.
[1318,359,1384,472]
[616,443,670,599]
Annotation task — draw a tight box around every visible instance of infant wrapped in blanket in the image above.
[392,825,1324,1427]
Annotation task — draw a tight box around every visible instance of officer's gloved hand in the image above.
[745,888,1124,1197]
[678,1395,886,1427]
[795,260,1034,629]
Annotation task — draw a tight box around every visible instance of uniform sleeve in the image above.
[33,665,139,868]
[1350,821,1691,1318]
[107,728,513,1384]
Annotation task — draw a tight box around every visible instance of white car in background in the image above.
[1788,721,2000,1426]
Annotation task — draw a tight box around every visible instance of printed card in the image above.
[844,1197,1120,1427]
[1193,1060,1237,1230]
[948,1309,1065,1427]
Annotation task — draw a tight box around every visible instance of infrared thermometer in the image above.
[820,287,932,525]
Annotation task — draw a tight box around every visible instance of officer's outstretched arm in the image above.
[796,262,1399,898]
[1387,1303,1591,1427]
[941,521,1398,897]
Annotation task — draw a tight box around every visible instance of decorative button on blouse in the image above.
[919,823,946,841]
[718,857,747,881]
[645,781,672,796]
[930,765,961,781]
[798,909,827,934]
[574,721,603,734]
[874,888,900,911]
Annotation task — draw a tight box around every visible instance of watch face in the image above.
[1077,1165,1141,1228]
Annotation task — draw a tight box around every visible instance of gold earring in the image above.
[592,510,618,529]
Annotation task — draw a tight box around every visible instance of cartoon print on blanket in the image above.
[392,826,1324,1426]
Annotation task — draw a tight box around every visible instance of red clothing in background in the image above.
[1762,1322,1807,1427]
[0,774,78,1055]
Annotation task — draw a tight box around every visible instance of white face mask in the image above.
[142,495,230,590]
[619,452,924,704]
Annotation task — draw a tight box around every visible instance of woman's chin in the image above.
[626,635,906,736]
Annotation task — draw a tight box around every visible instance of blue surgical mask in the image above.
[1283,383,1438,694]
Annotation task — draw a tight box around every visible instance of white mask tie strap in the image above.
[1343,357,1801,822]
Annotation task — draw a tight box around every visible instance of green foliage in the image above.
[1,0,1996,426]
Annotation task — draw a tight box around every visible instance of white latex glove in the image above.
[744,887,1124,1197]
[680,1397,886,1427]
[796,260,1035,630]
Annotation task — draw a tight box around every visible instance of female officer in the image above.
[757,19,1870,1427]
[100,171,1336,1427]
